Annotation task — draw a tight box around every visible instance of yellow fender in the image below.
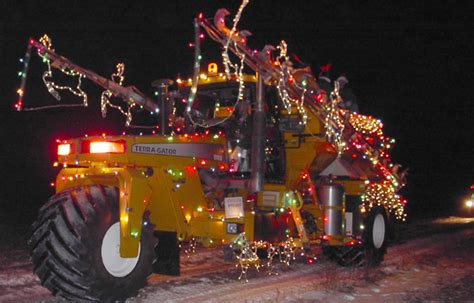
[115,168,152,257]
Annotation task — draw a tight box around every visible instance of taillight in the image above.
[89,141,125,154]
[58,144,71,156]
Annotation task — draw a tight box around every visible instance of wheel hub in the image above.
[372,214,385,249]
[101,222,141,277]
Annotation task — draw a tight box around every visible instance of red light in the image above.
[322,235,329,240]
[246,194,256,203]
[197,12,204,20]
[199,33,205,39]
[50,182,55,187]
[29,38,35,45]
[58,144,71,156]
[90,141,125,154]
[219,163,226,170]
[186,166,197,173]
[307,258,314,264]
[188,42,194,48]
[200,160,207,166]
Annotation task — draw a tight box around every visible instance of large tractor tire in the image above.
[28,185,155,301]
[324,206,388,267]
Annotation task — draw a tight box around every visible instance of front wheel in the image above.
[324,206,388,267]
[29,185,155,301]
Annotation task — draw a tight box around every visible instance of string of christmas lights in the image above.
[185,21,246,128]
[100,63,136,127]
[14,41,32,111]
[232,233,260,282]
[360,181,407,221]
[324,82,346,155]
[348,113,384,137]
[275,40,308,125]
[40,35,89,107]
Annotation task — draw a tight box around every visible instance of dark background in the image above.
[1,1,472,222]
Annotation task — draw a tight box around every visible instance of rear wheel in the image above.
[29,185,155,301]
[324,206,388,267]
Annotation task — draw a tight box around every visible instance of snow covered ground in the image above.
[1,217,473,302]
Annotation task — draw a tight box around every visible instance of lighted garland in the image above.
[14,40,33,111]
[324,82,346,155]
[349,113,384,137]
[40,35,88,108]
[100,63,136,127]
[360,181,407,221]
[186,3,248,128]
[275,40,308,125]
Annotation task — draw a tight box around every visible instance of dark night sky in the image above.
[0,0,472,220]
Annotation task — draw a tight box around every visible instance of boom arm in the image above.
[29,39,159,113]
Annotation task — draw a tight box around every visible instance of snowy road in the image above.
[1,217,473,302]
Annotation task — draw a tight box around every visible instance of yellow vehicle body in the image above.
[54,75,366,257]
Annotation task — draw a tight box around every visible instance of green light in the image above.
[130,230,139,238]
[154,91,159,96]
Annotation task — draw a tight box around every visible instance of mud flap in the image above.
[153,231,180,276]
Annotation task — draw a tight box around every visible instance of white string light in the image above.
[100,63,137,127]
[40,35,88,107]
[324,81,346,154]
[186,0,248,129]
[275,40,308,125]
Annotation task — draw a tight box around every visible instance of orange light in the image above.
[90,141,125,154]
[58,144,71,156]
[208,63,218,75]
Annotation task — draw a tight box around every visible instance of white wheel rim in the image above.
[372,214,385,249]
[101,222,140,277]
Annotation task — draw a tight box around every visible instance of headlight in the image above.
[466,200,473,208]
